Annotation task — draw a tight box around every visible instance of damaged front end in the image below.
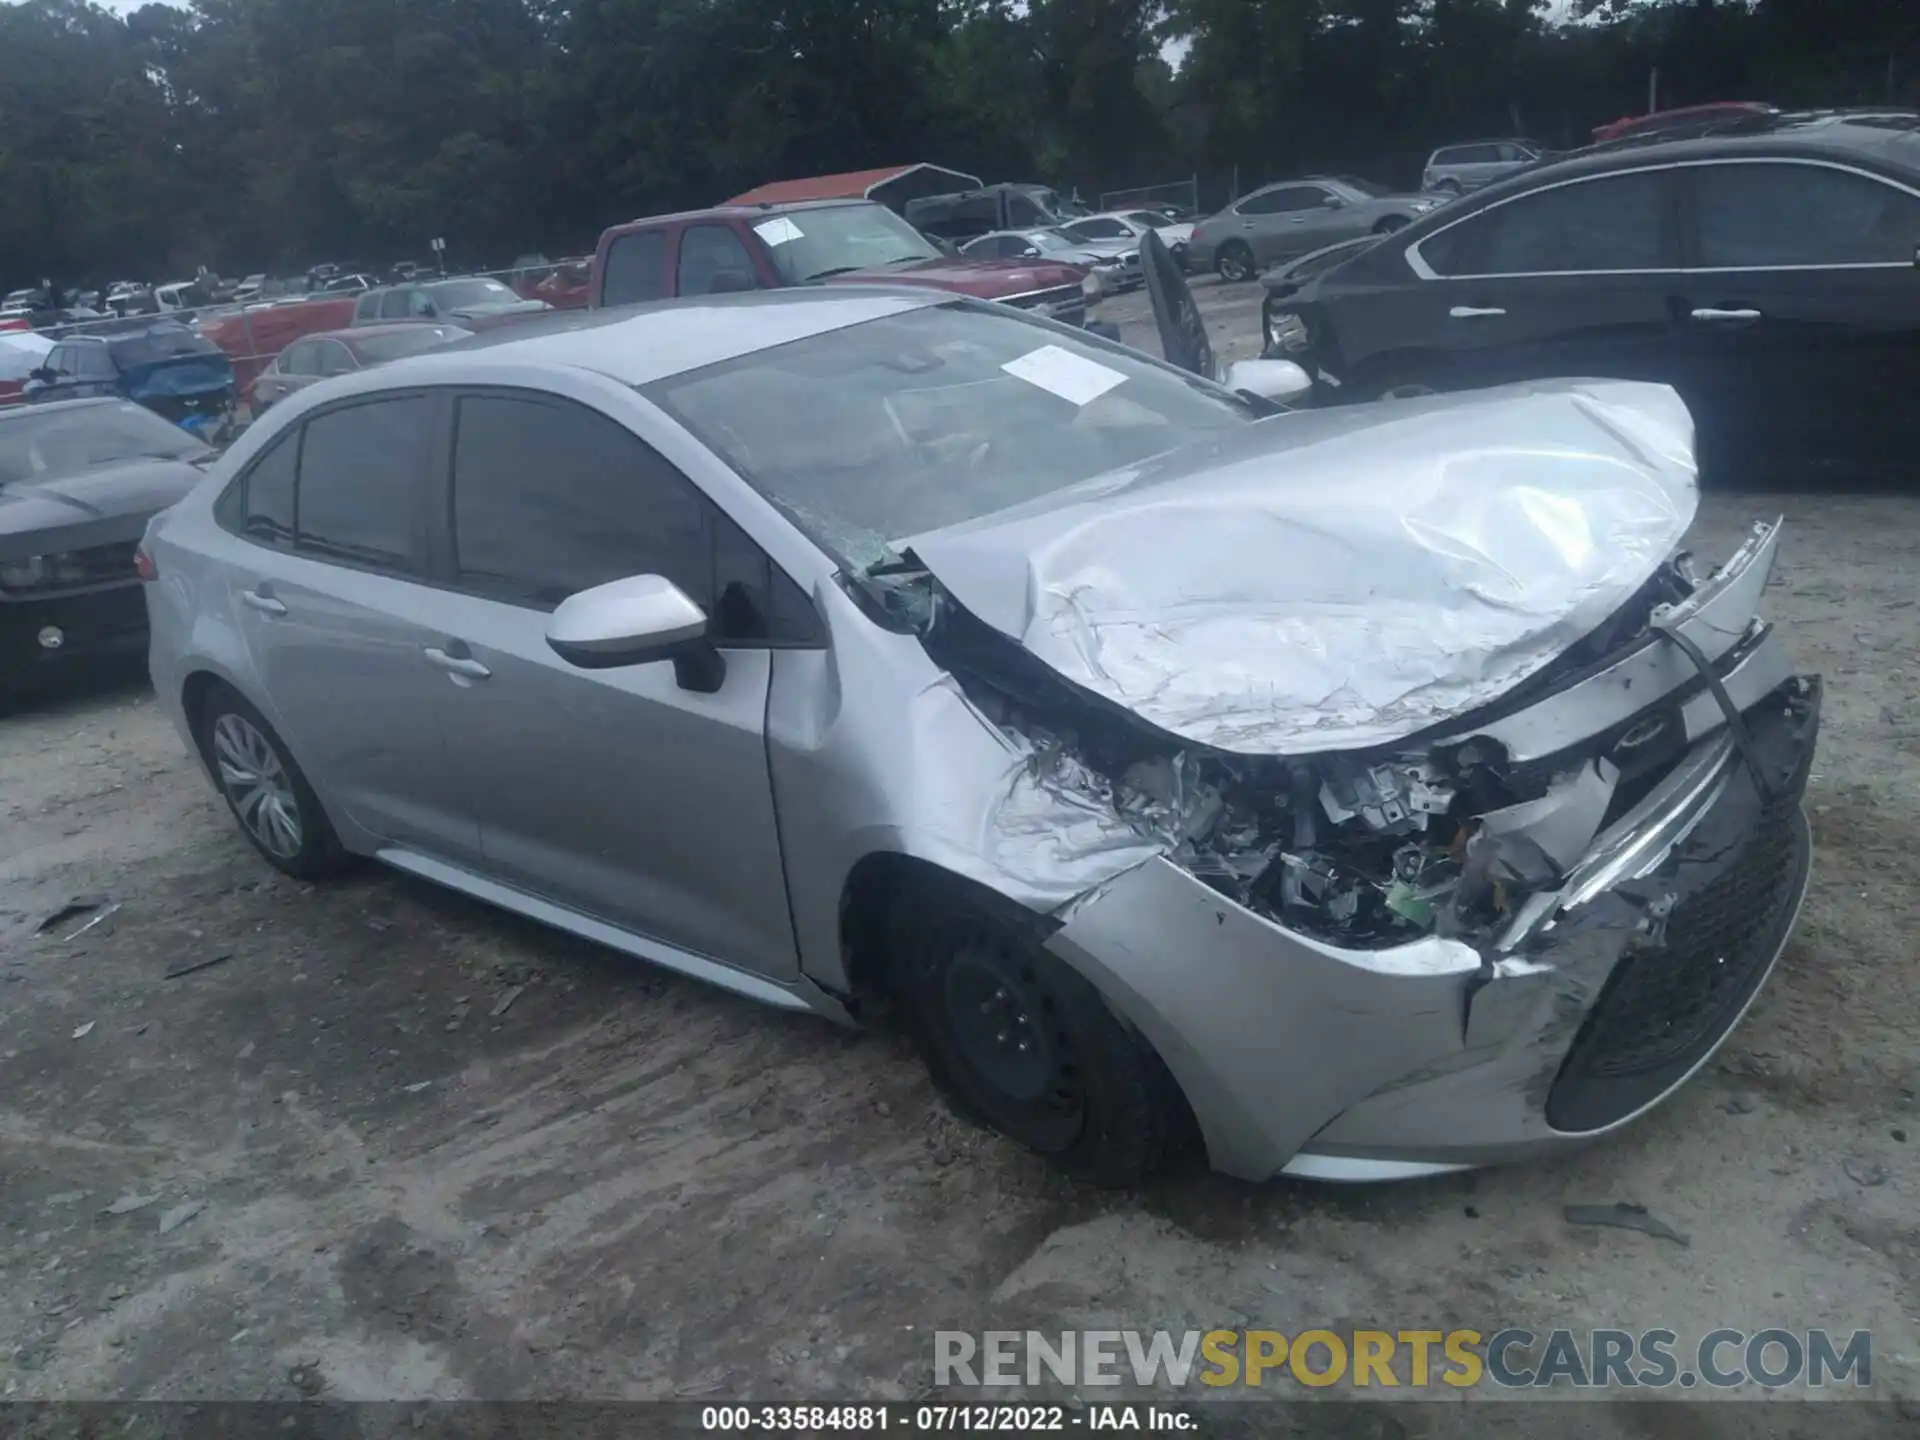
[867,513,1819,1180]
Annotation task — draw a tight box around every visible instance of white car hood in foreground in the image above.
[908,378,1699,756]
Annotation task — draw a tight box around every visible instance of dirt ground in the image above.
[1,281,1917,1429]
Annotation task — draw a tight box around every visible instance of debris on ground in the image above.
[62,903,122,942]
[36,894,107,934]
[490,985,525,1018]
[1563,1202,1690,1246]
[287,1360,325,1397]
[157,1200,204,1234]
[164,953,232,981]
[101,1193,157,1216]
[1842,1157,1890,1188]
[70,1022,94,1040]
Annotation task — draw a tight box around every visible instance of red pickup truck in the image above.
[590,199,1096,327]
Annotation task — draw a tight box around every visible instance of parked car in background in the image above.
[25,323,237,440]
[1258,109,1920,482]
[1421,139,1553,194]
[352,278,550,329]
[591,199,1097,329]
[199,296,359,396]
[1189,177,1445,281]
[1592,103,1776,146]
[232,275,268,304]
[959,228,1139,294]
[250,322,471,412]
[1058,210,1196,265]
[154,281,215,315]
[516,258,592,310]
[141,286,1819,1186]
[318,273,376,294]
[2,398,216,687]
[902,182,1087,246]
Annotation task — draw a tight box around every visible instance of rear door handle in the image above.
[1449,305,1506,319]
[240,589,286,616]
[424,647,491,680]
[1691,306,1761,324]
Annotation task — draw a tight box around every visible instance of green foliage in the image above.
[0,0,1912,285]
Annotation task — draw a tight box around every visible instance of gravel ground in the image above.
[1,280,1916,1430]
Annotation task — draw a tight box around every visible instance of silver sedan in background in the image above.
[1188,175,1445,280]
[141,289,1818,1186]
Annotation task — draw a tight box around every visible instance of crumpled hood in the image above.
[906,378,1699,756]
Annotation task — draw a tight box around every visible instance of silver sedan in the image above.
[140,290,1819,1185]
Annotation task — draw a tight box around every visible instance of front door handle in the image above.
[240,589,286,616]
[424,647,491,680]
[1691,306,1761,324]
[1449,305,1507,319]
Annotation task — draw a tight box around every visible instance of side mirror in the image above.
[1222,358,1314,407]
[27,366,55,383]
[545,574,726,692]
[1322,194,1345,209]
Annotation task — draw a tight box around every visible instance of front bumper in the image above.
[1,581,150,681]
[1049,677,1818,1181]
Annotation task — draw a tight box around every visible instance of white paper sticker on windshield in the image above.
[753,217,805,246]
[1000,345,1125,407]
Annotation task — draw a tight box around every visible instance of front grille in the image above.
[1004,284,1086,327]
[0,540,140,593]
[1545,794,1809,1132]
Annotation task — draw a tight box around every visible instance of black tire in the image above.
[1215,242,1256,284]
[194,682,353,880]
[1434,179,1463,196]
[888,886,1190,1186]
[1373,214,1411,235]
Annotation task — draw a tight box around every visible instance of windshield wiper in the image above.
[800,265,869,282]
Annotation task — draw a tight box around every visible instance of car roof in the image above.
[309,322,459,345]
[602,198,882,233]
[1487,108,1920,186]
[389,287,946,389]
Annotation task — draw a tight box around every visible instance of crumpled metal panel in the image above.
[907,378,1698,756]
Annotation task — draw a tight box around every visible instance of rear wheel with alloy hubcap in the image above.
[196,684,352,880]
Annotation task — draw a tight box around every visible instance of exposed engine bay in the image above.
[863,544,1713,949]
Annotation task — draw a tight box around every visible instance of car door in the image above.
[1253,185,1346,266]
[408,387,812,980]
[1670,157,1920,482]
[220,395,479,860]
[1386,166,1682,394]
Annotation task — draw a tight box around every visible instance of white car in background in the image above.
[1059,210,1197,263]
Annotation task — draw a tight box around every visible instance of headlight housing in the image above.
[1267,309,1311,353]
[0,555,51,592]
[1,552,98,592]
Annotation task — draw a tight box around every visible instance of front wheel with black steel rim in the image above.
[889,889,1191,1186]
[196,685,351,880]
[1215,242,1256,283]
